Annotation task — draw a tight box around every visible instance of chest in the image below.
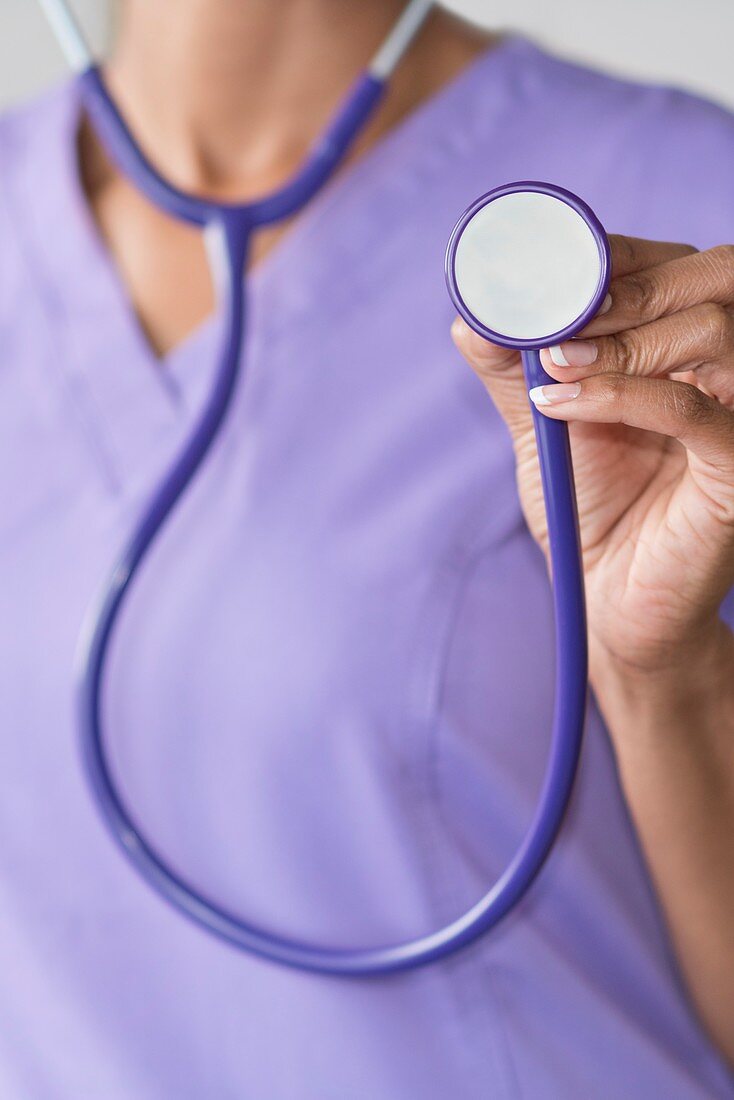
[0,274,530,931]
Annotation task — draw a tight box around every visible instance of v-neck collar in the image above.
[5,35,536,492]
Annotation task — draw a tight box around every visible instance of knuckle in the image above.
[611,330,638,375]
[622,272,658,317]
[600,373,627,403]
[698,302,733,350]
[616,235,638,271]
[670,382,713,426]
[708,242,734,271]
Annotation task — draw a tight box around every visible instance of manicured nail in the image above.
[599,292,612,315]
[548,340,597,368]
[529,382,582,406]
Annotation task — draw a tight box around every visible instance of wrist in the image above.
[590,618,734,757]
[591,615,734,696]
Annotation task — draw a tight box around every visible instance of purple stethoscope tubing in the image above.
[77,68,386,230]
[41,0,608,974]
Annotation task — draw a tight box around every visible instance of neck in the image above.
[99,1,491,198]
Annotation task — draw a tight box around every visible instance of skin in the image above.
[453,238,734,1064]
[81,1,491,355]
[78,0,732,1069]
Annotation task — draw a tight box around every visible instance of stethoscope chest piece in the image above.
[445,181,610,350]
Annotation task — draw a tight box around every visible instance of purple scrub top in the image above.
[1,35,733,1099]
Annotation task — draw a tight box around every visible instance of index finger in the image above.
[578,236,700,337]
[608,234,698,277]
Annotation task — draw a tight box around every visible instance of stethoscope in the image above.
[37,0,610,975]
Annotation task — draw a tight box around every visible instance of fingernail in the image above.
[529,382,582,406]
[548,340,598,368]
[599,292,612,315]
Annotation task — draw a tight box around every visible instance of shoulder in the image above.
[508,37,734,146]
[0,81,79,322]
[0,77,78,165]
[471,38,734,246]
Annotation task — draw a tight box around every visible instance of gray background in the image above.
[2,1,734,112]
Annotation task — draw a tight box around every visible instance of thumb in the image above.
[451,317,534,440]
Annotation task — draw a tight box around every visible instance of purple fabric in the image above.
[1,35,733,1099]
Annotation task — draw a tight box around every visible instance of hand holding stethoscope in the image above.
[454,235,734,689]
[450,217,734,1049]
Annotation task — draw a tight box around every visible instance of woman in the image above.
[1,1,733,1096]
